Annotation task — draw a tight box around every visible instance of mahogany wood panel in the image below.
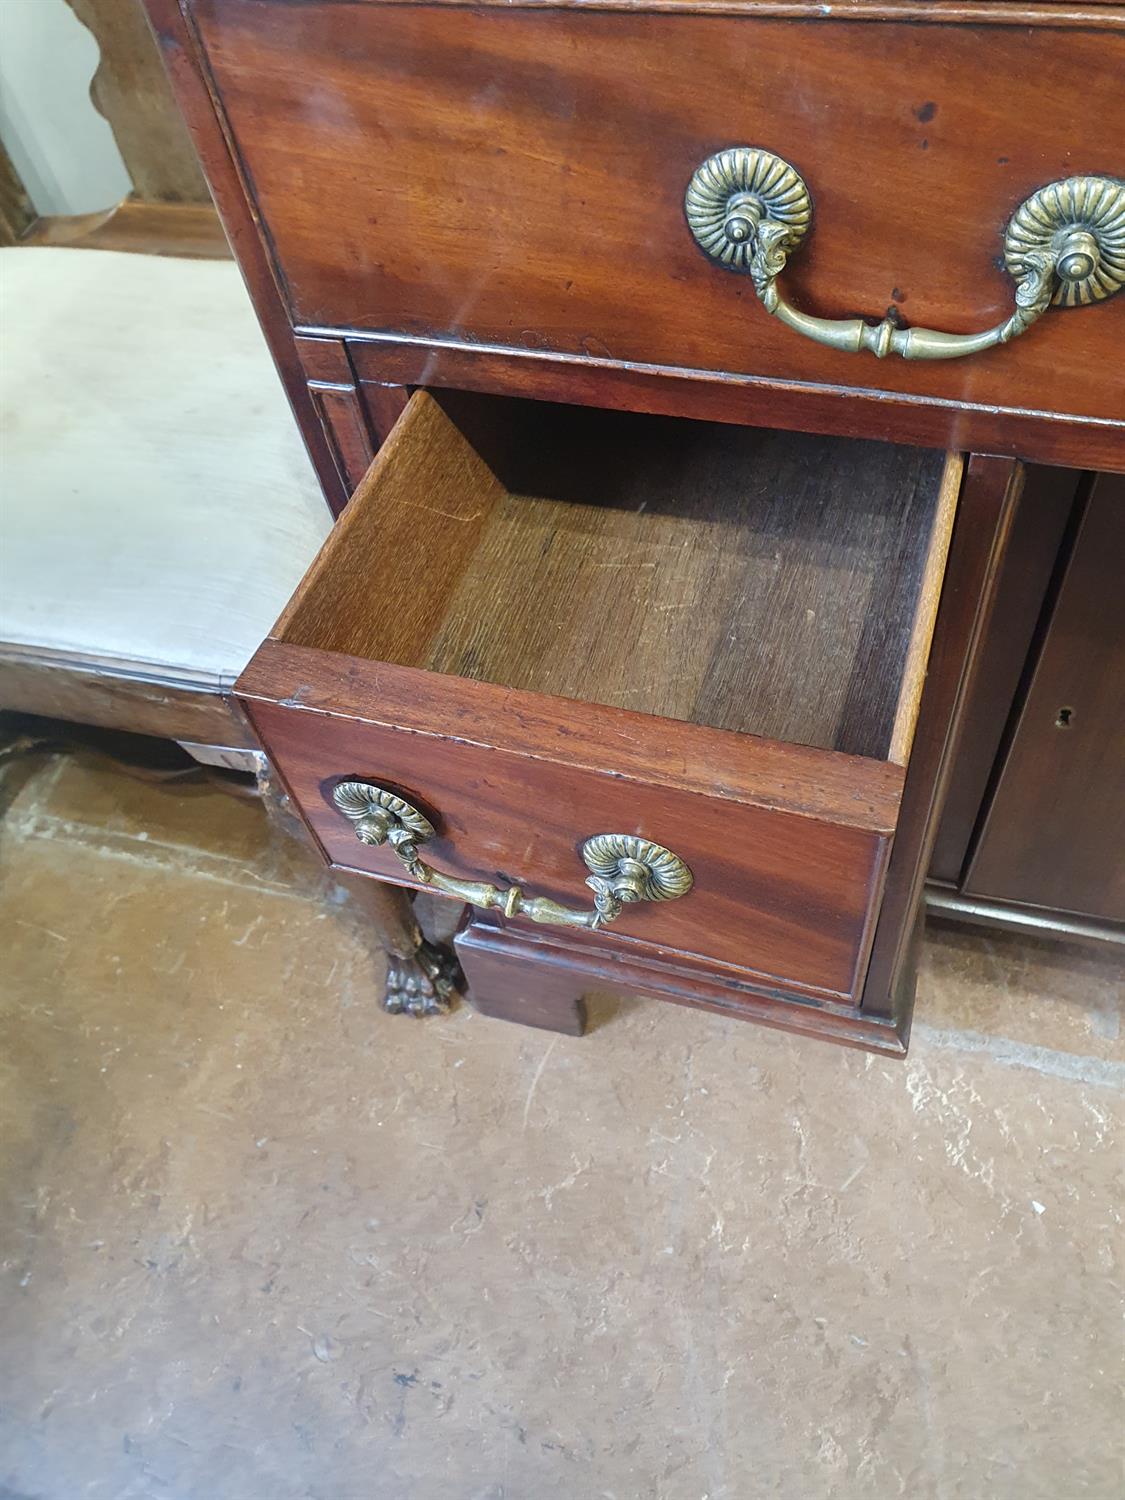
[188,1,1125,451]
[279,391,951,758]
[454,916,908,1055]
[930,464,1078,883]
[241,672,892,1002]
[860,454,1023,1023]
[293,333,353,387]
[359,383,410,447]
[965,475,1125,921]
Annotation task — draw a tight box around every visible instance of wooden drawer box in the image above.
[238,391,962,1046]
[168,0,1125,469]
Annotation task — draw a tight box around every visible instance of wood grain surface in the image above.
[241,682,893,1003]
[238,644,904,832]
[188,0,1125,446]
[280,392,951,760]
[233,386,967,1007]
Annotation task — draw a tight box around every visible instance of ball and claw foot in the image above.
[384,939,462,1016]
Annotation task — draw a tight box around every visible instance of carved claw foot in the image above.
[384,939,462,1016]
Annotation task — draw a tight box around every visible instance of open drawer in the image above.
[237,390,961,1029]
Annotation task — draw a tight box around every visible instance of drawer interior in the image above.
[277,391,958,765]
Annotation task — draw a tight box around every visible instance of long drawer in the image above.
[180,0,1125,465]
[237,390,962,1031]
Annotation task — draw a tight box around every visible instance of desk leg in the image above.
[454,922,587,1036]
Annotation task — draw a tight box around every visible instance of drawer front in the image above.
[240,656,899,1008]
[192,1,1124,431]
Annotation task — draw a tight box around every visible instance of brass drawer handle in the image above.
[331,781,693,931]
[685,150,1124,361]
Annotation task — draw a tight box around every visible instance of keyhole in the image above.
[1056,706,1074,728]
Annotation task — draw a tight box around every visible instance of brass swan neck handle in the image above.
[331,781,693,932]
[685,151,1124,362]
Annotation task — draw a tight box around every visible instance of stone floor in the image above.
[1,752,1122,1500]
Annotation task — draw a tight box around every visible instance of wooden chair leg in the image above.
[454,921,587,1036]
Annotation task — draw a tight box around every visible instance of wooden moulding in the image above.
[346,341,1125,477]
[335,0,1123,23]
[455,918,910,1055]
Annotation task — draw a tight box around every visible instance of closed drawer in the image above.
[237,390,960,1016]
[187,0,1125,463]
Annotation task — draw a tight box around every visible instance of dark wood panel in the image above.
[930,464,1078,883]
[965,476,1125,921]
[860,454,1023,1023]
[295,334,377,492]
[279,390,952,759]
[191,1,1125,445]
[358,383,410,447]
[294,333,353,386]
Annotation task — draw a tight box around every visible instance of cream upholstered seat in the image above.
[0,246,330,702]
